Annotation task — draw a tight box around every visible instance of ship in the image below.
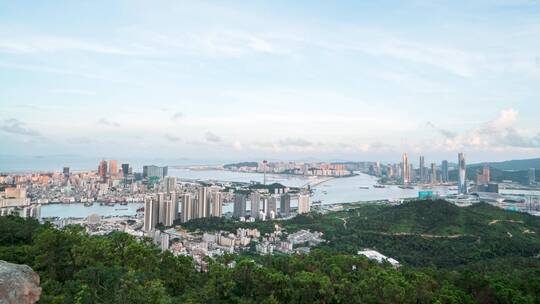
[358,186,370,190]
[373,185,385,188]
[398,185,414,189]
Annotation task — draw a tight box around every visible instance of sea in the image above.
[39,168,456,219]
[3,158,535,219]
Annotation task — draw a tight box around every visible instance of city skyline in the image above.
[1,1,540,162]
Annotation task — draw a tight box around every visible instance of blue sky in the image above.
[1,0,540,164]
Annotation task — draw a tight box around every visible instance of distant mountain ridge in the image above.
[470,157,540,171]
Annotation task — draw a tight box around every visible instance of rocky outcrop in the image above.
[0,261,41,304]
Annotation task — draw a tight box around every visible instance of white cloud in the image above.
[171,111,183,121]
[165,134,181,142]
[430,108,540,150]
[205,131,222,143]
[0,118,41,137]
[97,118,120,128]
[0,35,152,56]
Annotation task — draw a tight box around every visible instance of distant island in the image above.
[223,161,358,177]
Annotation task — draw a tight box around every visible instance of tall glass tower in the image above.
[458,153,467,194]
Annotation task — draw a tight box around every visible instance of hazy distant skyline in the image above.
[1,1,540,163]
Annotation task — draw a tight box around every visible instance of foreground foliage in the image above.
[1,200,540,303]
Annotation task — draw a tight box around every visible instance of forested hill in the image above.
[2,201,540,303]
[470,157,540,170]
[448,166,538,184]
[284,201,540,267]
[349,200,540,235]
[182,200,540,269]
[223,162,258,168]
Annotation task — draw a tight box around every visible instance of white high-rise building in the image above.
[144,197,159,231]
[145,193,178,229]
[181,193,194,223]
[162,193,178,227]
[266,194,278,217]
[402,153,410,184]
[161,233,170,252]
[195,187,209,218]
[298,194,311,214]
[163,176,177,194]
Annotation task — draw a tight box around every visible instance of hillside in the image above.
[180,200,540,268]
[470,157,540,171]
[223,162,258,169]
[279,200,540,267]
[2,203,540,303]
[449,166,538,185]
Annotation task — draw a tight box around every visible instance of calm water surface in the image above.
[41,169,457,218]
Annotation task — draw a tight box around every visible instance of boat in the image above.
[398,185,414,189]
[358,186,370,189]
[83,202,93,207]
[373,185,386,188]
[115,208,128,211]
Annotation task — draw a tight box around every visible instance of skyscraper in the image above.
[210,191,222,217]
[402,153,410,184]
[419,156,426,183]
[476,165,490,185]
[195,187,208,218]
[441,160,449,183]
[98,160,107,179]
[529,168,536,185]
[143,165,168,179]
[121,163,129,177]
[250,191,261,218]
[233,193,246,218]
[144,196,159,231]
[181,193,193,223]
[298,194,311,214]
[63,167,70,178]
[266,194,278,218]
[458,153,467,194]
[431,163,437,184]
[280,193,291,217]
[159,193,178,227]
[163,176,176,194]
[108,160,118,176]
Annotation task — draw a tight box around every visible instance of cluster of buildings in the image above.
[154,223,324,269]
[53,214,144,237]
[226,161,353,177]
[0,184,40,218]
[0,160,170,219]
[371,152,473,196]
[143,176,312,232]
[370,153,456,188]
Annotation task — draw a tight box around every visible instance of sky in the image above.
[1,0,540,165]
